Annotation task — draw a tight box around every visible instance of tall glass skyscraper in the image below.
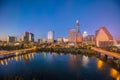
[68,29,76,43]
[76,20,79,33]
[47,31,54,43]
[21,32,34,42]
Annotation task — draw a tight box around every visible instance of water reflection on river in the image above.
[0,52,119,80]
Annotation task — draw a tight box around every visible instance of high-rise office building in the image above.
[47,31,54,43]
[22,32,29,42]
[29,33,34,42]
[76,20,82,43]
[95,26,113,47]
[21,32,34,42]
[68,29,76,43]
[76,20,79,33]
[7,36,17,43]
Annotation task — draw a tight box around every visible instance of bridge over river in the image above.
[0,47,37,59]
[91,47,120,59]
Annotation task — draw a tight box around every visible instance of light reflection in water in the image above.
[32,53,34,59]
[11,57,14,60]
[0,60,4,65]
[69,54,90,69]
[97,59,120,80]
[4,76,24,80]
[47,53,53,62]
[0,52,120,80]
[15,56,19,62]
[19,55,22,61]
[110,68,120,80]
[0,52,35,66]
[22,53,35,63]
[8,58,10,61]
[82,55,89,67]
[60,53,63,55]
[97,59,103,69]
[68,54,82,69]
[5,59,8,65]
[52,52,58,56]
[43,52,47,59]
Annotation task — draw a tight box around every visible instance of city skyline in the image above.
[0,0,120,80]
[0,21,118,41]
[0,0,120,40]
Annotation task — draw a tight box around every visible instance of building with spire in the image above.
[76,20,79,33]
[76,20,82,44]
[68,20,82,46]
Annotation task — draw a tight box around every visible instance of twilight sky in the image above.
[0,0,120,40]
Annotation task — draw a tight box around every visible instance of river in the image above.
[0,52,119,80]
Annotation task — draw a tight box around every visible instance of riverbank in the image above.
[1,47,120,71]
[0,47,95,59]
[37,47,94,55]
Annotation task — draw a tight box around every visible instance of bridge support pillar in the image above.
[100,54,108,60]
[95,51,101,57]
[115,59,120,70]
[105,55,108,60]
[107,56,114,60]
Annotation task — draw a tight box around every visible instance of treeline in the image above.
[0,43,32,50]
[0,45,24,51]
[37,47,94,55]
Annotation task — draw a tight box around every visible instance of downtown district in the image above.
[0,20,120,52]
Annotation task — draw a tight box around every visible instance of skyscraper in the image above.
[68,29,76,43]
[29,33,34,42]
[7,36,17,43]
[76,20,82,44]
[21,32,34,42]
[68,20,82,46]
[22,32,29,42]
[76,20,79,33]
[47,31,54,43]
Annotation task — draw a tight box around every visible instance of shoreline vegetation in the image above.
[37,47,94,55]
[0,45,95,60]
[0,42,120,53]
[0,44,119,58]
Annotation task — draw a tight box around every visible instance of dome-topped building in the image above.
[83,31,88,38]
